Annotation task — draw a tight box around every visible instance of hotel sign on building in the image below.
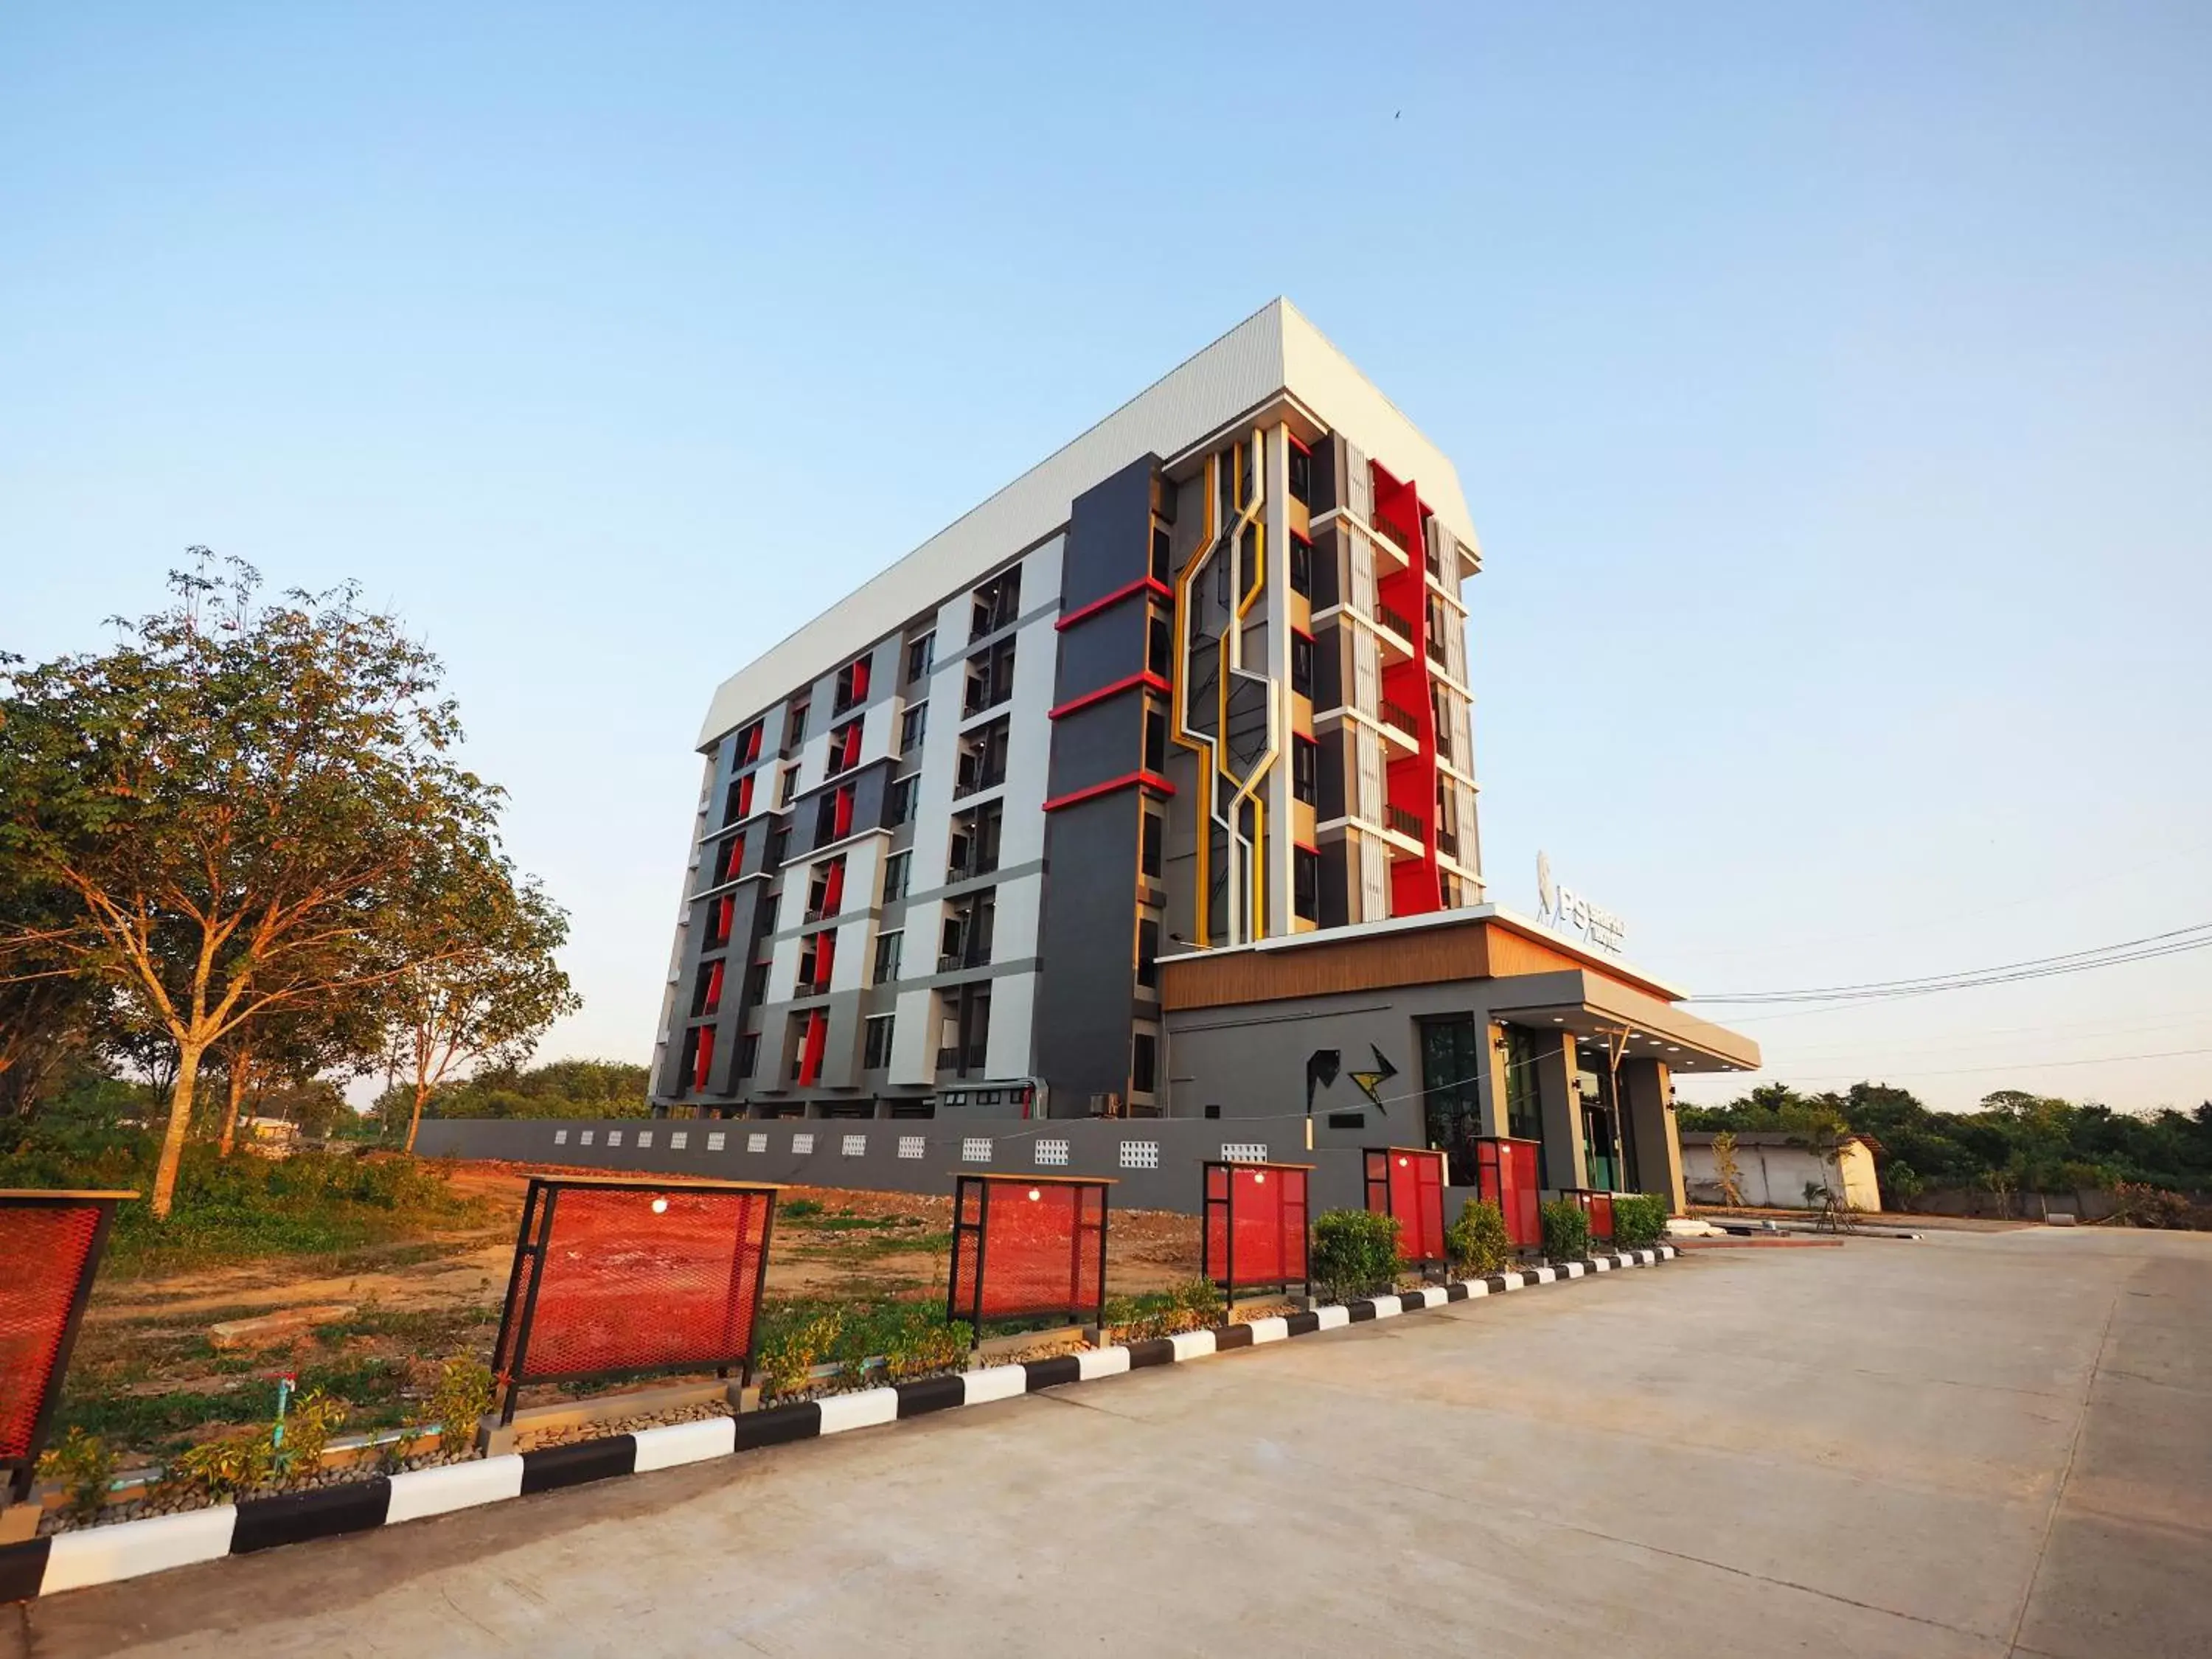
[1537,850,1627,954]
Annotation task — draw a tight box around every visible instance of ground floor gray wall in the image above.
[416,1114,1405,1220]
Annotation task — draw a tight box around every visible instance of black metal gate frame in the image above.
[945,1173,1112,1349]
[1363,1146,1447,1271]
[1,1189,134,1506]
[490,1175,780,1427]
[1200,1160,1313,1302]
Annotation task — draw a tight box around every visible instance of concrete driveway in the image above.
[14,1225,2208,1658]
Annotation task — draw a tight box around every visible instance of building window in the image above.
[1287,441,1312,509]
[778,764,799,807]
[905,631,935,684]
[671,1130,689,1150]
[636,1130,654,1148]
[864,1013,895,1069]
[972,567,1021,638]
[1147,610,1172,678]
[554,1128,568,1145]
[1289,533,1313,599]
[607,1130,623,1147]
[1142,705,1166,774]
[1137,917,1160,990]
[746,1130,768,1152]
[736,1032,759,1079]
[1141,809,1164,879]
[1132,1030,1158,1096]
[834,658,872,714]
[766,826,789,869]
[787,702,810,745]
[791,1131,815,1155]
[1293,846,1320,922]
[1290,631,1314,699]
[1119,1139,1159,1171]
[900,702,927,756]
[1150,522,1172,584]
[841,1133,867,1157]
[874,929,902,984]
[898,1135,926,1160]
[1292,735,1318,805]
[706,1130,726,1151]
[889,773,919,827]
[961,1136,992,1164]
[580,1130,595,1146]
[1221,1141,1269,1163]
[1035,1138,1070,1167]
[883,850,911,902]
[736,719,765,765]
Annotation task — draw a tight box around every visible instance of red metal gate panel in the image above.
[1364,1147,1447,1267]
[1475,1137,1543,1249]
[0,1190,132,1502]
[947,1175,1110,1336]
[492,1176,776,1423]
[1202,1161,1311,1296]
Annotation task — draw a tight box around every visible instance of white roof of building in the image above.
[696,298,1478,748]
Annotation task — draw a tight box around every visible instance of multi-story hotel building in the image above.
[651,300,1487,1122]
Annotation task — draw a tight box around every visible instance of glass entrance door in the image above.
[1419,1018,1484,1186]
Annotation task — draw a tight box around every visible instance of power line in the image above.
[1731,1045,2212,1084]
[1687,923,2212,1006]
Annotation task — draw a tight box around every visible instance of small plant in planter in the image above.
[38,1427,116,1522]
[1310,1209,1402,1302]
[423,1354,496,1443]
[1539,1199,1590,1265]
[1444,1198,1512,1279]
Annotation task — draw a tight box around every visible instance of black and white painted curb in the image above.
[1,1245,1675,1603]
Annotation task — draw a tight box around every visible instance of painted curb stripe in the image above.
[1021,1354,1084,1390]
[521,1435,636,1495]
[384,1455,524,1525]
[9,1248,1685,1603]
[36,1504,238,1596]
[732,1402,822,1450]
[895,1374,968,1418]
[633,1416,737,1471]
[0,1539,49,1604]
[232,1477,392,1554]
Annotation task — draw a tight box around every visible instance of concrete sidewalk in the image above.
[14,1226,2209,1658]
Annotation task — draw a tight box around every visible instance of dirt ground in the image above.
[62,1161,1202,1465]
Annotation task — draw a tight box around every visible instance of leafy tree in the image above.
[0,555,508,1216]
[380,869,580,1151]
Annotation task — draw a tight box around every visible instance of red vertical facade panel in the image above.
[1475,1137,1543,1248]
[799,1009,827,1084]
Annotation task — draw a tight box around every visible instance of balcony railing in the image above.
[1426,638,1448,667]
[1380,699,1421,738]
[945,854,998,883]
[936,1043,989,1074]
[1370,512,1415,557]
[1374,601,1416,643]
[953,764,1006,801]
[937,946,990,973]
[1386,804,1425,842]
[1437,827,1460,860]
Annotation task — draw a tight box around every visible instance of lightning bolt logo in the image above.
[1349,1046,1399,1110]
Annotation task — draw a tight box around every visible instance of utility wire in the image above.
[1687,923,2212,1006]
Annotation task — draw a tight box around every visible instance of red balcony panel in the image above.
[815,929,837,988]
[832,784,855,839]
[703,959,725,1016]
[692,1024,716,1091]
[799,1010,828,1085]
[737,773,755,818]
[821,857,846,914]
[850,658,869,700]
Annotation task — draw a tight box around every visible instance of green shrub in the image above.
[755,1311,845,1402]
[275,1387,348,1472]
[781,1198,825,1220]
[1609,1193,1668,1249]
[879,1306,971,1381]
[1539,1200,1590,1263]
[37,1427,116,1521]
[1444,1199,1513,1278]
[1106,1276,1227,1342]
[167,1425,278,1500]
[422,1355,495,1440]
[1310,1208,1402,1301]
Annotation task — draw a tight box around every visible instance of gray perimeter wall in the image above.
[416,1115,1411,1218]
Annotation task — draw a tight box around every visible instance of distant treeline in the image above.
[391,1058,652,1124]
[1680,1082,2212,1202]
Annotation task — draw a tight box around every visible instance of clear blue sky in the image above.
[5,4,2207,1112]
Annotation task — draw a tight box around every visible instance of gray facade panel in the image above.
[1032,794,1142,1113]
[1061,453,1160,614]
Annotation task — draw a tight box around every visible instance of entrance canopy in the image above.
[1489,992,1760,1077]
